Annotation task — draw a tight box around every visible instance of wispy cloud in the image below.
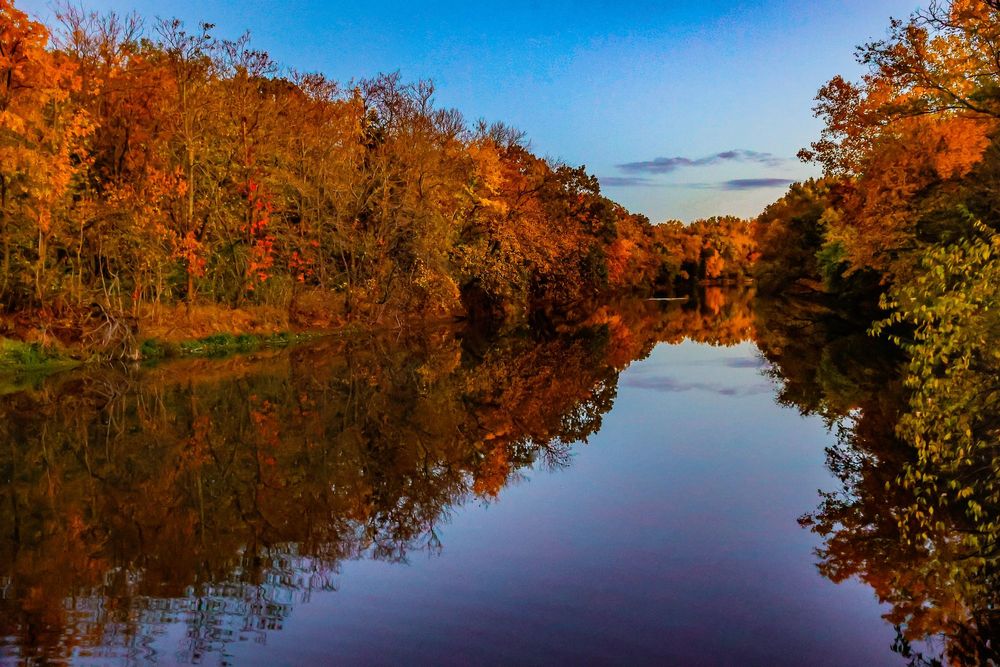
[617,149,784,175]
[722,357,768,368]
[599,176,659,187]
[623,375,772,396]
[600,178,795,191]
[720,178,794,190]
[631,356,768,370]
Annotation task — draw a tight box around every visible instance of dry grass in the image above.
[138,303,292,343]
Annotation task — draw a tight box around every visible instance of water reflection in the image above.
[0,293,755,664]
[0,288,993,664]
[755,297,997,666]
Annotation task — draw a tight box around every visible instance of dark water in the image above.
[0,292,957,665]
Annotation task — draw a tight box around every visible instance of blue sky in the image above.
[22,0,919,222]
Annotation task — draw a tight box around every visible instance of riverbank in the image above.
[0,287,716,382]
[0,330,320,376]
[0,339,83,375]
[0,302,336,380]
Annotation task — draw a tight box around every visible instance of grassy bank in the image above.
[139,331,321,361]
[0,330,321,384]
[0,339,83,395]
[0,339,81,374]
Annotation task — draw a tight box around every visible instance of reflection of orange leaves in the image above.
[0,298,777,653]
[589,309,639,369]
[67,512,87,539]
[296,391,316,417]
[481,421,512,441]
[474,445,509,498]
[703,287,726,313]
[648,290,755,346]
[250,399,281,449]
[183,414,213,467]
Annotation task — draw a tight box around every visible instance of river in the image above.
[0,291,950,665]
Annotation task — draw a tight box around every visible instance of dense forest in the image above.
[0,0,762,361]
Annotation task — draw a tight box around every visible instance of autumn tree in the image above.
[155,18,218,305]
[0,0,88,307]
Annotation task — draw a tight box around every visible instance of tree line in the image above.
[2,0,745,344]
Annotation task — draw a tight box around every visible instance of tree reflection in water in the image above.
[756,296,999,666]
[2,288,995,665]
[0,293,754,663]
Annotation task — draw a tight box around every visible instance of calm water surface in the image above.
[0,293,934,664]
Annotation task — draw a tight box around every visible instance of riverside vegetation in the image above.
[0,0,756,368]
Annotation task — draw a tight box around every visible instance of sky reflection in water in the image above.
[0,295,915,665]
